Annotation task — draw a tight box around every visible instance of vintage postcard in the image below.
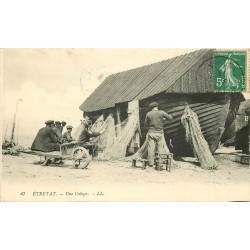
[1,48,249,201]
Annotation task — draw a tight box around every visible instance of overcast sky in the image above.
[2,49,249,146]
[2,49,199,144]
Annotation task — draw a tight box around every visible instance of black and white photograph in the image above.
[1,2,250,250]
[1,48,250,201]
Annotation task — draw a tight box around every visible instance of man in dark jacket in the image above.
[145,102,173,167]
[31,120,60,152]
[78,120,105,155]
[53,121,63,142]
[78,120,103,143]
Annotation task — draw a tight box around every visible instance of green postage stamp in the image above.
[214,50,247,91]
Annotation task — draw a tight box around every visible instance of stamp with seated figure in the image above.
[214,50,247,92]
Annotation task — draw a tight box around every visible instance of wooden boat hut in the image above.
[79,49,245,157]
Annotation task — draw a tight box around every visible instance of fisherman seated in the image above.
[31,120,60,152]
[78,120,105,155]
[63,125,75,143]
[53,121,64,143]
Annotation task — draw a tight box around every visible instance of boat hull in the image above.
[139,92,244,157]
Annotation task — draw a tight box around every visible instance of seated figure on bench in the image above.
[63,125,75,143]
[53,121,64,143]
[31,120,60,152]
[78,119,105,155]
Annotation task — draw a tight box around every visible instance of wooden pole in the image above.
[10,99,22,142]
[16,118,20,145]
[4,125,8,140]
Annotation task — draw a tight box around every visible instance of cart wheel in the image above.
[72,147,91,169]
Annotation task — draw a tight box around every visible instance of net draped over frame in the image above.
[181,106,218,170]
[94,112,140,160]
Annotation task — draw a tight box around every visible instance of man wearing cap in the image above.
[145,102,173,168]
[63,125,75,142]
[53,121,63,142]
[31,120,60,152]
[78,119,105,155]
[78,120,103,143]
[61,121,67,133]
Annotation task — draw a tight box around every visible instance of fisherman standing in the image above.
[145,102,173,168]
[63,125,75,142]
[31,120,60,152]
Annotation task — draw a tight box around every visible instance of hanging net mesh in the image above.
[91,115,105,133]
[181,106,219,170]
[124,128,182,169]
[95,111,139,160]
[76,104,220,171]
[72,123,85,140]
[90,109,179,166]
[127,133,170,161]
[92,114,117,152]
[76,105,217,170]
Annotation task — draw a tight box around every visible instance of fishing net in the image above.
[71,115,117,151]
[122,130,183,169]
[87,110,181,168]
[73,115,105,142]
[72,123,85,140]
[92,114,117,151]
[91,115,105,133]
[125,131,172,164]
[181,106,219,170]
[95,111,139,160]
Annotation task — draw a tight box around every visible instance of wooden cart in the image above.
[27,141,92,169]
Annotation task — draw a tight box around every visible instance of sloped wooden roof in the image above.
[80,49,214,112]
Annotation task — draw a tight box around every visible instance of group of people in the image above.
[53,121,74,143]
[31,119,105,153]
[31,120,75,152]
[31,102,172,166]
